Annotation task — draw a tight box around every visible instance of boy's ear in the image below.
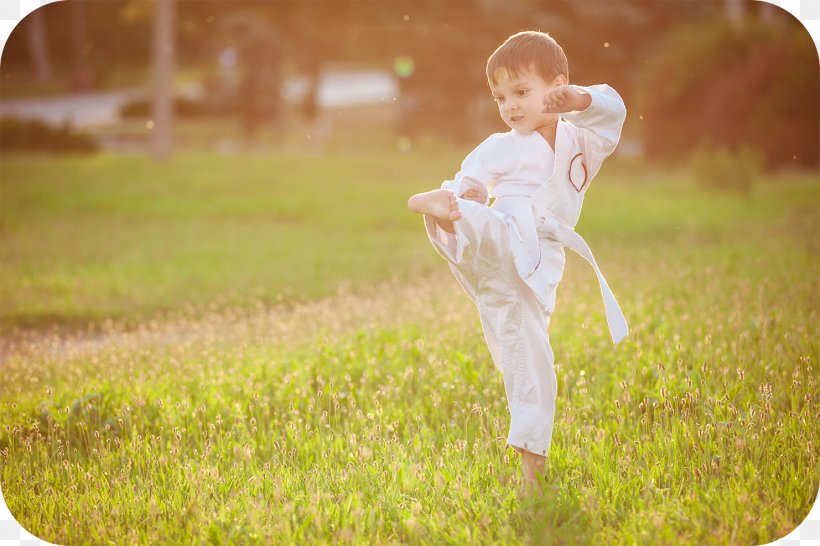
[553,74,568,86]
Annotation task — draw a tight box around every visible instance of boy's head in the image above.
[486,31,568,87]
[486,31,569,134]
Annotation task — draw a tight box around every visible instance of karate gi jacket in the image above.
[440,84,629,344]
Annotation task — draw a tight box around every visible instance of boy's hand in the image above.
[542,85,592,114]
[460,187,487,204]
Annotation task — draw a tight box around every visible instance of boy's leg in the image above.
[509,286,558,467]
[519,448,547,488]
[414,195,556,486]
[477,271,558,488]
[420,196,510,282]
[433,218,455,235]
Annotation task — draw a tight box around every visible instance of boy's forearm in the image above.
[562,84,626,148]
[441,176,488,203]
[573,89,592,112]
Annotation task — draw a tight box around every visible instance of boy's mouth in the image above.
[510,115,523,123]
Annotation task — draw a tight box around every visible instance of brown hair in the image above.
[486,31,569,86]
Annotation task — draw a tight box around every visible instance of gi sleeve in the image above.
[440,133,508,205]
[561,84,627,182]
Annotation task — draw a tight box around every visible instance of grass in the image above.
[0,136,449,328]
[0,147,818,545]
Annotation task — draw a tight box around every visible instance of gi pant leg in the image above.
[423,199,563,457]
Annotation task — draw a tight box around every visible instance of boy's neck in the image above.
[536,120,559,151]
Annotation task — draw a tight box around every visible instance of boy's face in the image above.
[489,65,565,134]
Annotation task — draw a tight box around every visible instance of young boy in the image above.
[407,31,629,487]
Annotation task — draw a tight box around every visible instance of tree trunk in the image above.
[725,0,745,24]
[71,0,93,91]
[152,0,175,161]
[26,8,52,83]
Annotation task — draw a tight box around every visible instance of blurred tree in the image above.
[640,11,819,169]
[8,0,813,168]
[70,1,94,92]
[25,7,52,83]
[353,0,720,142]
[152,0,175,161]
[275,1,354,123]
[2,0,151,90]
[216,11,286,144]
[725,0,747,23]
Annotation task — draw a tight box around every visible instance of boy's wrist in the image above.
[571,86,592,112]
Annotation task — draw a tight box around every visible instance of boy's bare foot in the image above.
[407,189,462,223]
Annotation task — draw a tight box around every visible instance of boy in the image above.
[407,31,628,488]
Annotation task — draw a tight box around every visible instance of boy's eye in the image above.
[515,89,529,97]
[493,96,505,103]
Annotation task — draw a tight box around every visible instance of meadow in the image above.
[0,142,817,545]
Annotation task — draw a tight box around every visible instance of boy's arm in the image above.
[441,176,480,196]
[440,135,504,205]
[545,84,627,182]
[441,177,487,204]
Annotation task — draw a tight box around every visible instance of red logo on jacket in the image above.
[569,153,588,193]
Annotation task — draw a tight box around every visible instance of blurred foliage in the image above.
[0,117,98,153]
[2,1,816,155]
[640,15,819,169]
[119,95,223,119]
[2,0,150,90]
[691,146,763,194]
[2,1,717,138]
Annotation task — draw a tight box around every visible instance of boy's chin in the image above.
[506,123,535,135]
[509,125,535,134]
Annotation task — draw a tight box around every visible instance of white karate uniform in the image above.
[423,84,628,456]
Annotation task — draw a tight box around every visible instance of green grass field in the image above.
[0,148,817,545]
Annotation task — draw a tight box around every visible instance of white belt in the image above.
[535,211,629,345]
[491,195,628,344]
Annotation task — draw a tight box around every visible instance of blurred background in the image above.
[2,5,819,545]
[1,0,817,164]
[0,0,818,329]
